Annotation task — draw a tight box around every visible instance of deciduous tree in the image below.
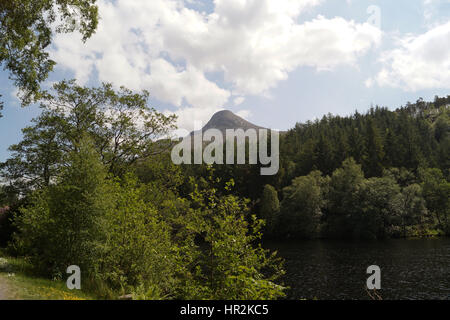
[0,0,98,107]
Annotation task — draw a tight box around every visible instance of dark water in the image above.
[266,238,450,300]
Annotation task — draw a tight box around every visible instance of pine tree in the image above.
[364,120,385,177]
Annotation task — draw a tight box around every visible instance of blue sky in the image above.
[1,0,449,161]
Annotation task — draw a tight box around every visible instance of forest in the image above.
[202,96,450,241]
[0,79,448,299]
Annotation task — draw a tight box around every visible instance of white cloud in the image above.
[423,0,450,26]
[233,96,245,106]
[49,0,382,130]
[369,21,450,91]
[147,59,230,108]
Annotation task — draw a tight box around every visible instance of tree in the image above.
[391,184,429,237]
[324,158,364,238]
[0,115,63,195]
[314,134,334,175]
[1,80,177,195]
[420,168,450,234]
[364,119,385,177]
[384,128,398,168]
[348,127,367,165]
[14,136,114,277]
[0,185,11,207]
[134,153,184,210]
[434,113,449,143]
[0,0,98,107]
[434,111,450,174]
[396,114,424,170]
[259,184,280,236]
[353,176,400,239]
[383,167,417,188]
[279,171,326,239]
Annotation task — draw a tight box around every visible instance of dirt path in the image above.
[0,276,12,300]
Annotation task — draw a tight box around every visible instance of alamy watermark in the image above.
[66,265,81,290]
[366,265,381,290]
[171,122,280,176]
[367,5,381,29]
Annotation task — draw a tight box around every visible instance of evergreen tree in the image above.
[364,119,385,177]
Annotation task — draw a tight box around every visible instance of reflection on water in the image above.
[266,238,450,300]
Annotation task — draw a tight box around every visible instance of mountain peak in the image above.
[210,109,235,119]
[201,110,264,134]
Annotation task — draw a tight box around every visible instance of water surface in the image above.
[266,238,450,300]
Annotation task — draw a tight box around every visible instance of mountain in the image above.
[191,110,265,136]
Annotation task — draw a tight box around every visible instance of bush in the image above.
[99,174,178,298]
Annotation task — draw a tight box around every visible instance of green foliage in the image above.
[206,198,284,299]
[134,153,184,210]
[279,171,326,239]
[0,1,98,106]
[353,176,400,239]
[420,168,450,234]
[324,158,364,238]
[281,101,449,179]
[99,174,177,298]
[153,170,287,300]
[391,184,430,237]
[273,157,441,240]
[259,184,280,236]
[11,143,285,300]
[0,80,177,195]
[1,115,64,194]
[364,119,385,177]
[13,136,114,277]
[12,138,181,298]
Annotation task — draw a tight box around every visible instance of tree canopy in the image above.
[0,0,98,108]
[1,80,176,195]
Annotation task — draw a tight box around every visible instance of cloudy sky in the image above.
[1,0,449,160]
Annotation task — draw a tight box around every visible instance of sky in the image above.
[1,0,450,161]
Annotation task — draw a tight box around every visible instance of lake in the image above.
[266,238,450,300]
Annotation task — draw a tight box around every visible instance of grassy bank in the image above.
[0,252,95,300]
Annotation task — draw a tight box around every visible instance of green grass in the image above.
[0,253,95,300]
